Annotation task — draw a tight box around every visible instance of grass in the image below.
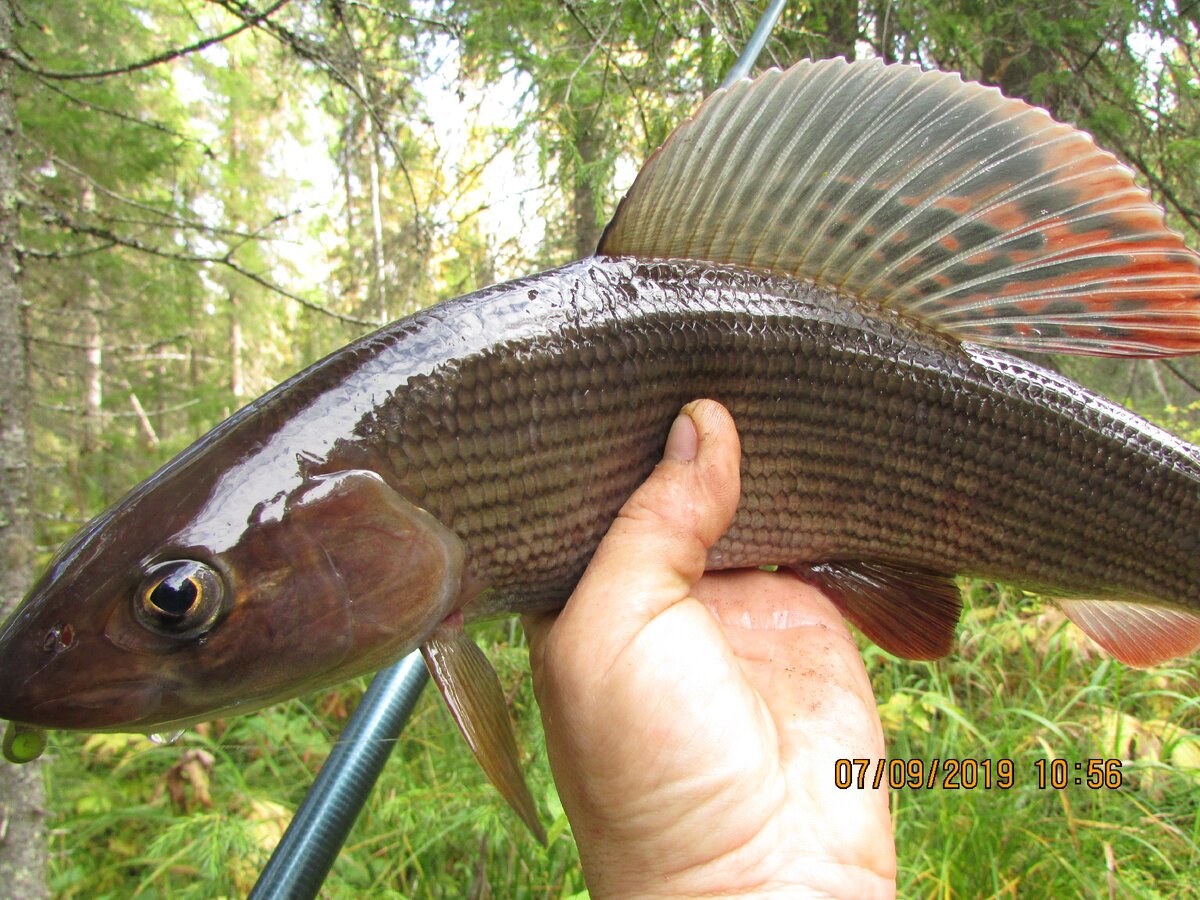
[884,583,1200,898]
[39,590,1200,898]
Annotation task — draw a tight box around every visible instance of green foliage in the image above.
[442,0,753,261]
[42,623,588,898]
[881,584,1200,897]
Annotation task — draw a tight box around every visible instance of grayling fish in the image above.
[2,59,1200,839]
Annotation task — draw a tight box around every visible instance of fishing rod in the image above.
[722,0,788,88]
[248,4,789,896]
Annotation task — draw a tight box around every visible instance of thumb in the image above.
[532,399,741,671]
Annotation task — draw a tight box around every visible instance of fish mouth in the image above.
[6,680,169,732]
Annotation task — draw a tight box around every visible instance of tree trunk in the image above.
[82,305,103,454]
[0,1,48,896]
[229,291,244,399]
[573,121,601,259]
[357,84,389,324]
[873,0,895,62]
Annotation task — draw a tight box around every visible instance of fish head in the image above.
[0,422,465,734]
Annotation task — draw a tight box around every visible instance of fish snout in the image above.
[0,610,171,731]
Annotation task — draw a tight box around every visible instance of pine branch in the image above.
[693,0,742,57]
[437,107,534,212]
[39,206,376,328]
[19,240,117,261]
[2,0,293,82]
[20,151,303,242]
[561,0,649,144]
[31,397,200,418]
[341,2,462,36]
[1162,360,1200,395]
[30,333,188,353]
[36,80,217,158]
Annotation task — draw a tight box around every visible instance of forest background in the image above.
[0,0,1198,896]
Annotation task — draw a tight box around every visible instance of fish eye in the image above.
[135,560,224,638]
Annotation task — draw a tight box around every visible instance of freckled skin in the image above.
[0,254,1197,732]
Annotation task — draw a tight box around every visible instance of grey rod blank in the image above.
[720,0,789,89]
[248,652,429,900]
[250,2,790,896]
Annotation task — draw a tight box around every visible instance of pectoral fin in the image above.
[1057,597,1200,667]
[794,560,962,659]
[422,618,546,844]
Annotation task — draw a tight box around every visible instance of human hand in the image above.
[524,400,896,899]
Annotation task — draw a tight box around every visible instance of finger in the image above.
[545,399,741,672]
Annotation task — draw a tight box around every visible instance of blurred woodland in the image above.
[1,1,1199,896]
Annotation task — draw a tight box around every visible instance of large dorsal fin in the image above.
[600,58,1200,357]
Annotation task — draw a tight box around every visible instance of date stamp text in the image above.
[833,757,1123,790]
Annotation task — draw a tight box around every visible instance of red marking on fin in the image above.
[793,561,962,660]
[1057,598,1200,667]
